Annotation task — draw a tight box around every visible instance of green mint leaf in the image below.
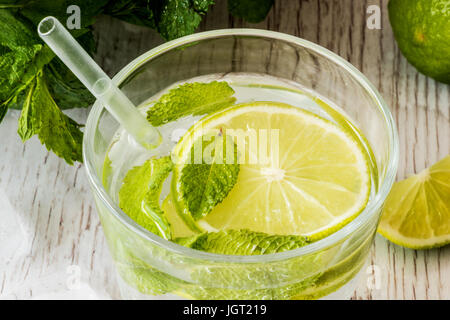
[113,240,186,296]
[186,273,321,300]
[119,157,174,240]
[0,103,6,123]
[104,0,214,40]
[0,5,101,163]
[0,44,41,101]
[17,73,83,164]
[43,29,96,110]
[117,261,183,296]
[45,57,95,110]
[1,44,54,110]
[0,8,97,113]
[16,78,36,141]
[156,0,214,40]
[180,134,240,220]
[192,0,215,12]
[0,9,38,49]
[175,229,310,255]
[0,10,52,108]
[147,81,236,126]
[228,0,274,23]
[174,229,318,299]
[104,0,156,29]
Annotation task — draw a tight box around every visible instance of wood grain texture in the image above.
[0,0,448,299]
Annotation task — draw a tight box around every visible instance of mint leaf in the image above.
[0,9,53,109]
[156,0,214,40]
[0,9,37,49]
[0,104,6,123]
[45,56,94,110]
[186,273,321,300]
[104,0,156,29]
[17,73,83,164]
[174,229,320,300]
[0,6,98,164]
[119,157,174,240]
[228,0,274,23]
[176,229,310,255]
[180,134,240,220]
[104,0,215,40]
[105,232,187,296]
[113,241,186,296]
[117,262,184,296]
[146,81,236,126]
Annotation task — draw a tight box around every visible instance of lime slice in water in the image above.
[172,102,371,240]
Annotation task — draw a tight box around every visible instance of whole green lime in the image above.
[388,0,450,84]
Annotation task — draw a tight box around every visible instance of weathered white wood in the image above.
[0,0,448,299]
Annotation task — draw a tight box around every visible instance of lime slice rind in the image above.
[378,155,450,249]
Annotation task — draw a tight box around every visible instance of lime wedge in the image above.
[378,155,450,249]
[172,102,371,239]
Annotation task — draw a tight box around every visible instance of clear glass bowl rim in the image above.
[83,28,399,264]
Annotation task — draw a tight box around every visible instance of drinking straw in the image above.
[38,16,161,149]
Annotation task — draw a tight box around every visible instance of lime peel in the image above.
[378,155,450,249]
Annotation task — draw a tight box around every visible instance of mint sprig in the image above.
[118,157,174,240]
[0,2,274,165]
[146,81,236,126]
[18,72,84,164]
[174,229,318,300]
[0,6,98,164]
[176,229,310,255]
[179,134,240,220]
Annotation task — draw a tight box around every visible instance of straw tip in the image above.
[38,16,58,36]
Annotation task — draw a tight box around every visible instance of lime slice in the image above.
[172,102,371,239]
[378,155,450,249]
[162,196,196,238]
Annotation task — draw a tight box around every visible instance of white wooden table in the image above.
[0,0,448,299]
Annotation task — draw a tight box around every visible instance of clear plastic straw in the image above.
[38,16,161,149]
